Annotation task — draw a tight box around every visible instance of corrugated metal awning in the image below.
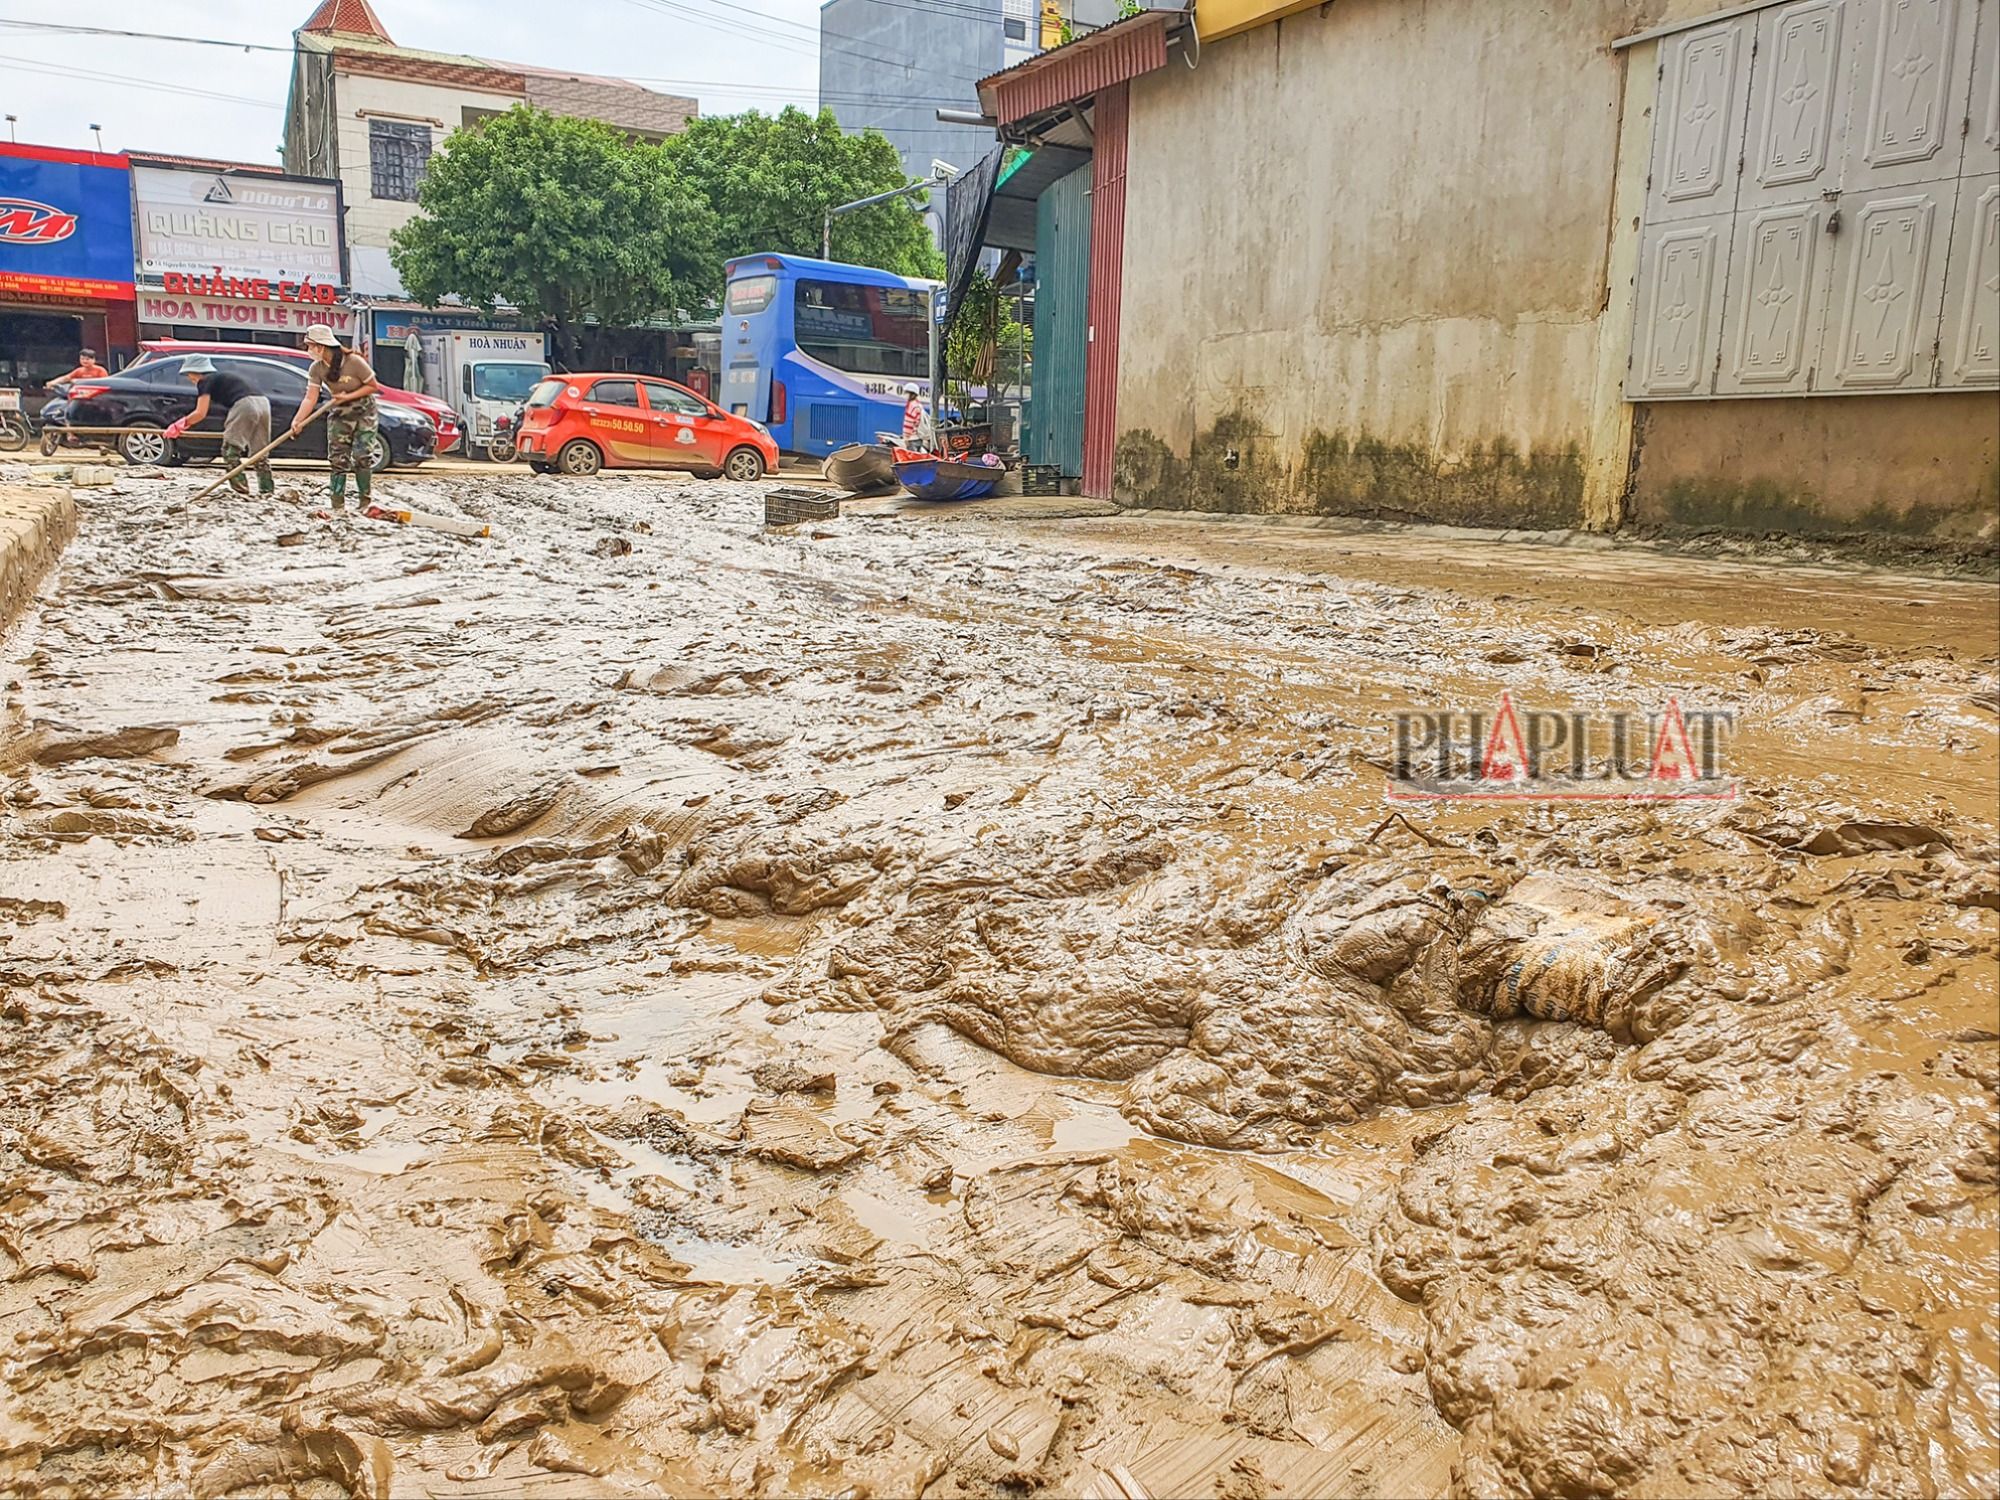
[976,11,1178,127]
[988,143,1092,250]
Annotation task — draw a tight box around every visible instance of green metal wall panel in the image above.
[1030,161,1093,475]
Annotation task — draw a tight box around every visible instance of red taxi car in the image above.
[516,373,777,481]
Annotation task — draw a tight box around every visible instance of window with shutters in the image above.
[1628,0,1998,399]
[369,120,433,202]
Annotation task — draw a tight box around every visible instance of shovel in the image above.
[190,402,333,503]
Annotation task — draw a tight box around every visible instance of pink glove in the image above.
[164,418,188,439]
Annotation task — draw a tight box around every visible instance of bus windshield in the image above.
[794,278,928,380]
[472,362,548,402]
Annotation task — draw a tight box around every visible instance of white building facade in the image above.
[281,0,697,302]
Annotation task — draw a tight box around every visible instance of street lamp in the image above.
[820,160,958,261]
[89,122,104,151]
[4,116,16,143]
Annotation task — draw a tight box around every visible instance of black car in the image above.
[55,351,434,471]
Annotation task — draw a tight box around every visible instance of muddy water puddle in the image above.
[0,467,1994,1498]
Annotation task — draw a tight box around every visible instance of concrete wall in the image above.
[1632,393,2000,542]
[1120,1,1680,528]
[1115,0,1669,529]
[820,0,1003,182]
[1112,0,1998,547]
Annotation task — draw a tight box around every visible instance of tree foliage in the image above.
[664,107,943,278]
[944,268,1029,403]
[390,106,714,366]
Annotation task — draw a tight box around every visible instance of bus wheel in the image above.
[722,446,766,482]
[557,440,603,477]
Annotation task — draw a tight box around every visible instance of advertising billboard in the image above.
[0,144,136,301]
[133,165,343,288]
[137,289,357,338]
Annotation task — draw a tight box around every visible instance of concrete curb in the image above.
[0,487,79,640]
[1111,505,1999,579]
[1116,506,1621,551]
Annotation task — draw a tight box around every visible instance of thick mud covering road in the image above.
[1,466,1995,1498]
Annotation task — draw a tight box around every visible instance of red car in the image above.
[516,373,777,480]
[135,339,463,455]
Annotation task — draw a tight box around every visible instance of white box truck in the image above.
[419,331,549,459]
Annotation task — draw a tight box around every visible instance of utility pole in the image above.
[820,162,958,449]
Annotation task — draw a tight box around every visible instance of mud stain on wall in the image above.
[1116,414,1585,530]
[1630,393,2000,549]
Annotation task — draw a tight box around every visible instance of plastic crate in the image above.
[1021,464,1062,496]
[764,488,841,528]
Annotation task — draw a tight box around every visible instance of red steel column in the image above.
[1082,81,1129,500]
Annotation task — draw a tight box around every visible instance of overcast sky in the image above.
[0,0,848,163]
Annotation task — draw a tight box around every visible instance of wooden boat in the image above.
[893,453,1004,502]
[823,442,898,495]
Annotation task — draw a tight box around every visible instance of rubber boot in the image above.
[224,444,251,497]
[330,473,347,512]
[356,468,373,507]
[258,468,276,497]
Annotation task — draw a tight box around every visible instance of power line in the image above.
[0,56,283,111]
[0,3,1020,76]
[0,13,993,137]
[613,0,989,78]
[714,0,1010,31]
[0,20,292,52]
[619,76,979,106]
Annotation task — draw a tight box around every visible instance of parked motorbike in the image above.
[0,387,74,455]
[488,405,525,464]
[0,393,28,453]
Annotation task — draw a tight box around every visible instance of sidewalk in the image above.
[0,486,77,637]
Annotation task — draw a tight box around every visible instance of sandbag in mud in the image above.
[1458,874,1690,1042]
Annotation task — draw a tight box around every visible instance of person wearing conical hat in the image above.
[165,354,273,497]
[290,323,380,511]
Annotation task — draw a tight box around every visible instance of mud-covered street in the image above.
[1,468,1996,1499]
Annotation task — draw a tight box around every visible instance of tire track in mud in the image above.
[0,463,1994,1498]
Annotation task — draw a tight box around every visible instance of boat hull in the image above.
[893,457,1002,502]
[823,442,898,495]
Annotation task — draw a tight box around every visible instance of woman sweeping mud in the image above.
[289,323,379,511]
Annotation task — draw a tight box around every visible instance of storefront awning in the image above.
[943,141,1093,323]
[987,144,1091,250]
[975,10,1179,128]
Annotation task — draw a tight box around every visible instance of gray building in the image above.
[818,0,1005,189]
[819,0,1124,187]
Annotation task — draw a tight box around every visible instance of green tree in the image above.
[390,105,715,368]
[665,107,943,278]
[944,268,1030,407]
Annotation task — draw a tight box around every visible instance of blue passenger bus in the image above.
[720,253,936,459]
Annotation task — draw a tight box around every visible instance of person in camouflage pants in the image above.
[291,323,381,510]
[325,393,380,491]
